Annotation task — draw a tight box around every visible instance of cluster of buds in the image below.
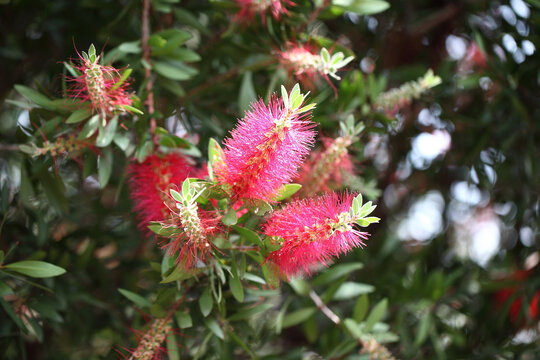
[127,317,172,360]
[360,337,396,360]
[214,84,316,203]
[264,193,379,278]
[23,134,95,159]
[159,180,219,269]
[279,44,354,86]
[68,44,133,119]
[373,69,442,116]
[297,115,365,196]
[235,0,294,24]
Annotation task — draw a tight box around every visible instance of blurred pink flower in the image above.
[235,0,294,24]
[264,192,369,278]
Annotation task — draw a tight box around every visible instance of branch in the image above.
[142,0,157,141]
[0,144,21,152]
[309,289,341,325]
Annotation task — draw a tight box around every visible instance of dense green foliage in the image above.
[0,0,539,359]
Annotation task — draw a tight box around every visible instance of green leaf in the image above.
[96,117,118,147]
[222,209,237,226]
[232,226,263,247]
[288,278,311,296]
[98,148,113,188]
[204,318,224,340]
[343,318,363,340]
[170,189,183,202]
[160,266,201,283]
[199,288,213,317]
[230,261,244,302]
[167,333,180,360]
[176,311,193,328]
[364,298,388,332]
[414,313,431,347]
[0,250,4,264]
[118,288,151,308]
[122,104,144,115]
[153,61,196,80]
[66,108,90,124]
[333,0,390,15]
[14,85,55,110]
[274,183,302,201]
[239,71,257,115]
[118,41,141,54]
[78,114,100,139]
[4,260,66,278]
[0,281,14,297]
[353,295,369,322]
[228,303,273,321]
[282,307,316,328]
[312,263,363,286]
[333,282,375,300]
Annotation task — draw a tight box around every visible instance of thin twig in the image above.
[0,144,21,152]
[309,289,341,325]
[142,0,157,141]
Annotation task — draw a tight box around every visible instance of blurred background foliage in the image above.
[0,0,539,359]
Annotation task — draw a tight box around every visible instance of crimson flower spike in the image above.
[67,44,133,120]
[264,192,380,279]
[214,84,317,203]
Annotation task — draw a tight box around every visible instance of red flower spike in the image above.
[68,45,133,118]
[215,85,316,203]
[296,136,354,196]
[264,192,370,278]
[235,0,294,24]
[128,153,196,233]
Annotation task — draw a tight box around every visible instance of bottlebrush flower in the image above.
[264,192,379,278]
[68,44,133,118]
[297,136,354,195]
[278,44,354,89]
[373,69,442,116]
[128,153,195,233]
[214,84,316,203]
[297,117,364,196]
[159,180,220,269]
[121,317,172,360]
[235,0,294,24]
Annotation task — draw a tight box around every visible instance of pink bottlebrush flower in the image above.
[160,181,221,270]
[278,43,321,88]
[264,192,371,278]
[68,46,132,118]
[214,87,316,203]
[278,43,354,93]
[296,136,354,196]
[128,153,195,233]
[235,0,295,24]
